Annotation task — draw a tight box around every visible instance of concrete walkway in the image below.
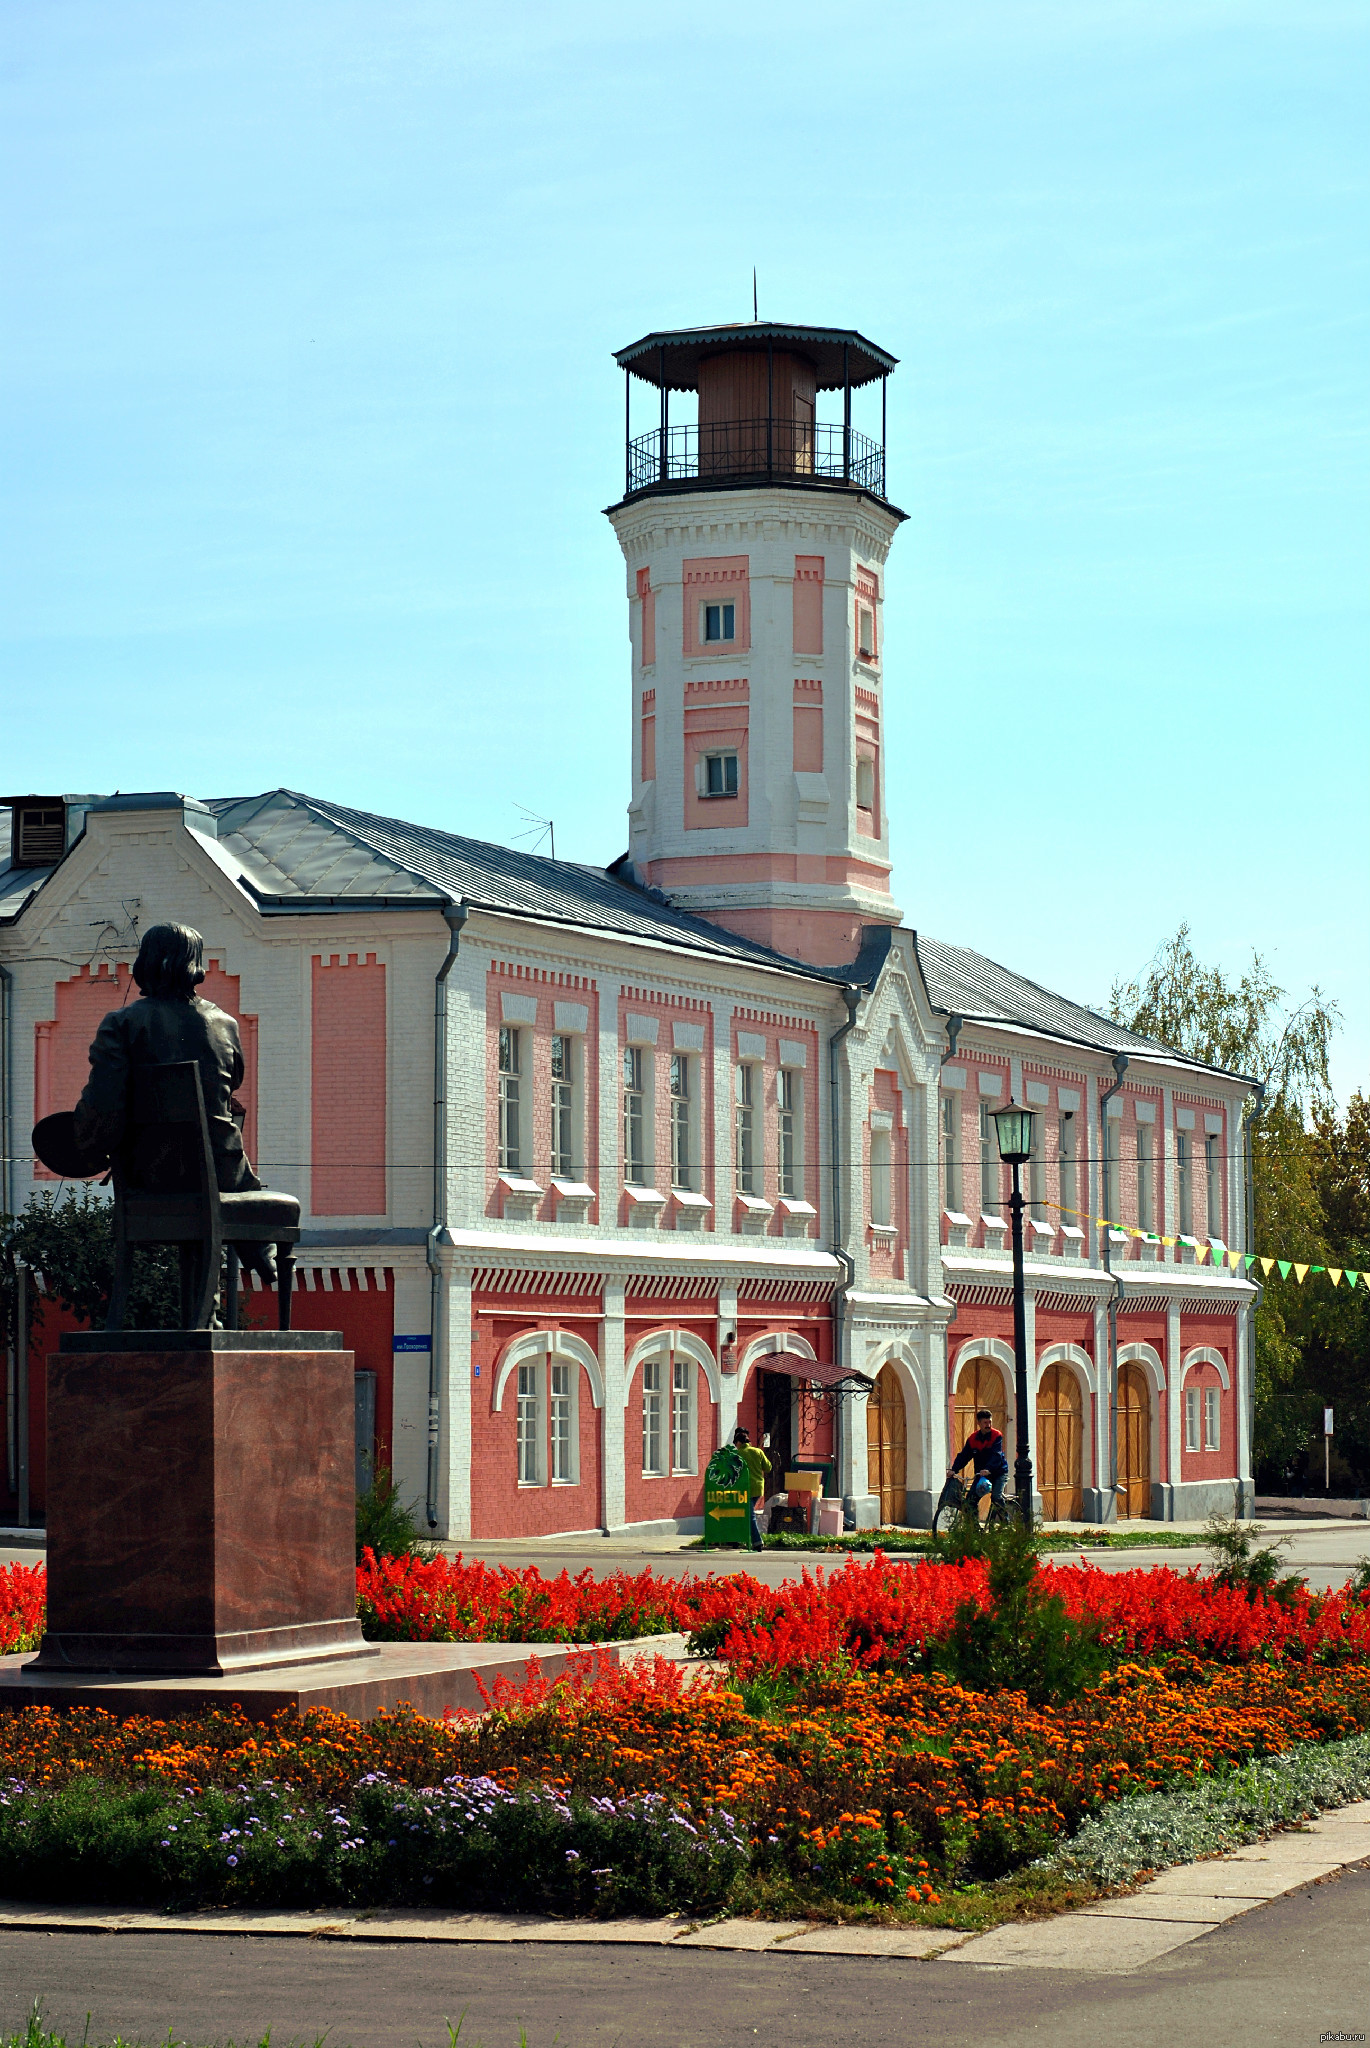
[1,1797,1365,1971]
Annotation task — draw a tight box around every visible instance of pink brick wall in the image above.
[485,963,600,1221]
[636,565,656,667]
[730,1009,821,1237]
[792,677,824,772]
[792,554,824,655]
[469,1305,605,1537]
[618,987,714,1224]
[866,1069,909,1278]
[311,952,386,1215]
[681,555,749,657]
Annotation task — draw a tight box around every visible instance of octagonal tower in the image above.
[605,321,905,968]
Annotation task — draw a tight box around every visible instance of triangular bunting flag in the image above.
[1261,1257,1276,1276]
[1229,1249,1244,1268]
[1346,1271,1361,1290]
[1277,1260,1292,1279]
[1293,1263,1309,1284]
[1244,1253,1258,1269]
[1311,1265,1326,1275]
[1327,1269,1343,1287]
[1196,1244,1210,1264]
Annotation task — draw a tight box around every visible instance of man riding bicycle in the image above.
[949,1407,1009,1519]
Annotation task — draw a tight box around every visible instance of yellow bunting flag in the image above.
[1196,1245,1210,1264]
[1229,1249,1245,1269]
[1327,1269,1343,1287]
[1261,1257,1276,1276]
[1293,1263,1309,1284]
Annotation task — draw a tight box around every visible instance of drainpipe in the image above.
[426,902,468,1530]
[1,961,15,1502]
[828,984,862,1513]
[1099,1053,1129,1514]
[1242,1079,1267,1511]
[940,1014,964,1069]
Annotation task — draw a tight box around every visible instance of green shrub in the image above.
[1205,1514,1307,1605]
[355,1465,436,1565]
[930,1519,1109,1706]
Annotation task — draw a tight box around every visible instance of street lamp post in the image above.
[992,1103,1038,1532]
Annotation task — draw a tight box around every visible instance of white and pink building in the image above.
[0,320,1257,1534]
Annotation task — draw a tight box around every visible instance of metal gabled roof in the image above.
[913,932,1257,1085]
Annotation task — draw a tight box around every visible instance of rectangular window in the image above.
[1137,1124,1154,1232]
[498,1026,521,1173]
[1205,1134,1222,1237]
[857,604,875,659]
[671,1355,692,1473]
[870,1127,893,1229]
[1028,1118,1046,1221]
[1059,1112,1077,1219]
[735,1063,759,1195]
[941,1093,959,1212]
[1177,1130,1193,1235]
[1104,1117,1120,1222]
[670,1053,693,1192]
[1184,1386,1200,1454]
[642,1357,664,1475]
[1204,1385,1220,1452]
[704,751,740,798]
[703,600,735,643]
[980,1103,1000,1216]
[623,1045,647,1185]
[777,1069,800,1199]
[517,1362,540,1484]
[855,755,876,812]
[551,1034,576,1180]
[549,1360,572,1482]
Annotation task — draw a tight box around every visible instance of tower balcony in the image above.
[625,417,886,501]
[613,320,897,511]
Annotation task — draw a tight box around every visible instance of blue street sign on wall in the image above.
[393,1335,432,1353]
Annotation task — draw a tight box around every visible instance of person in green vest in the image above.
[732,1426,771,1551]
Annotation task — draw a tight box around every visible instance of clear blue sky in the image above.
[3,1,1366,1101]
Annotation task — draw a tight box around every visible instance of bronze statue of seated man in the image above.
[57,923,299,1294]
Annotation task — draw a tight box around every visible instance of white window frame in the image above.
[1205,1134,1222,1237]
[671,1352,695,1474]
[1203,1384,1220,1453]
[870,1125,893,1229]
[735,1062,761,1195]
[1103,1117,1120,1221]
[623,1043,650,1185]
[1058,1111,1076,1219]
[702,599,736,644]
[777,1068,801,1199]
[670,1052,695,1193]
[550,1032,579,1181]
[642,1354,665,1476]
[516,1360,542,1485]
[498,1026,522,1173]
[702,750,740,799]
[979,1102,1001,1217]
[857,603,876,660]
[549,1357,576,1484]
[941,1092,960,1213]
[1184,1385,1201,1454]
[855,755,876,813]
[1177,1129,1192,1236]
[1137,1123,1154,1232]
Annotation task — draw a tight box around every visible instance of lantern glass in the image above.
[992,1102,1037,1165]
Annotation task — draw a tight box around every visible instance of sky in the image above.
[3,0,1366,1101]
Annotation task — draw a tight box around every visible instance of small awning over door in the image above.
[753,1357,873,1393]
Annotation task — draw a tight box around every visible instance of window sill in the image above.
[869,1223,898,1242]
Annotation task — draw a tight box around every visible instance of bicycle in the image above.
[931,1470,1016,1537]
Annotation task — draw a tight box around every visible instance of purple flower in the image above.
[227,1855,238,1867]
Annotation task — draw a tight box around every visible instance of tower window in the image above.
[858,605,876,659]
[704,752,740,798]
[856,756,876,813]
[703,601,735,643]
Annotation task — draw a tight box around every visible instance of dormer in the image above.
[4,797,71,869]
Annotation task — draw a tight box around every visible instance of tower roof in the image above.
[615,322,896,393]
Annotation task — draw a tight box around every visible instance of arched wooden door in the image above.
[953,1356,1007,1459]
[1117,1362,1151,1519]
[866,1365,907,1525]
[1036,1363,1083,1521]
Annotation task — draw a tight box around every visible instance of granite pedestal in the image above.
[29,1329,372,1677]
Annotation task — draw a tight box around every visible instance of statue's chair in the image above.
[107,1061,301,1332]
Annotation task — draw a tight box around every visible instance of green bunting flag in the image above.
[1278,1261,1292,1279]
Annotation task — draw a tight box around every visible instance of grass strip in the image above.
[688,1529,1209,1554]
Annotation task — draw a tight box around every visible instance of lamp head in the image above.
[992,1101,1037,1165]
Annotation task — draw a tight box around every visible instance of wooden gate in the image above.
[953,1355,1007,1458]
[1117,1362,1152,1519]
[1036,1362,1083,1521]
[866,1365,907,1525]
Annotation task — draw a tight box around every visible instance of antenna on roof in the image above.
[512,803,556,861]
[752,268,758,321]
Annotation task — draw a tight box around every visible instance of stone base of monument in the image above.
[0,1637,691,1723]
[25,1329,372,1678]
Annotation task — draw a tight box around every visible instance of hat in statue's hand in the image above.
[31,1113,110,1180]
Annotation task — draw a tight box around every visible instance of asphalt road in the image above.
[2,1864,1368,2048]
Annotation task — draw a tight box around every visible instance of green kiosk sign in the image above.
[702,1444,751,1550]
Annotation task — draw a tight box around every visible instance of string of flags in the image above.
[1046,1204,1363,1293]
